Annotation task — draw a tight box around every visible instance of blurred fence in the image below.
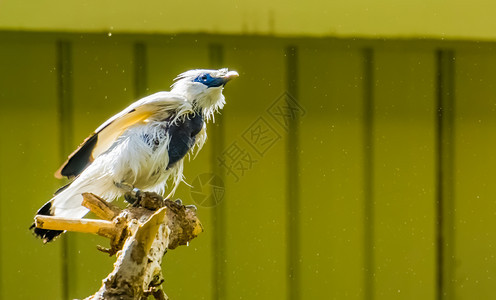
[1,32,496,299]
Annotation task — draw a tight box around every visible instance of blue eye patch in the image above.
[193,73,225,88]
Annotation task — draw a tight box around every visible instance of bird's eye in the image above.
[193,73,222,87]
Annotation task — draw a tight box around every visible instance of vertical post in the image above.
[436,49,456,300]
[285,45,300,300]
[363,47,375,300]
[134,42,148,98]
[57,40,73,300]
[209,43,227,300]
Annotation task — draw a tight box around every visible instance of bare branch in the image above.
[82,192,121,220]
[34,192,202,299]
[34,216,115,238]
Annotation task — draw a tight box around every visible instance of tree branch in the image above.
[34,216,116,238]
[81,192,121,220]
[34,192,202,299]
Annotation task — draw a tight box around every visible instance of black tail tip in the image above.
[30,201,64,243]
[30,224,64,243]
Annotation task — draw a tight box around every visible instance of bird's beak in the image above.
[222,71,239,84]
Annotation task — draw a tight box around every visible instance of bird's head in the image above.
[171,68,239,120]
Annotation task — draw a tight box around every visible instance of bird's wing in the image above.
[55,92,189,179]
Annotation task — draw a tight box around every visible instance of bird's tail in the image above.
[30,199,64,243]
[31,183,91,243]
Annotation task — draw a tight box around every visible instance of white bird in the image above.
[31,68,239,242]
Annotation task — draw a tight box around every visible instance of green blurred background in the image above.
[1,1,496,299]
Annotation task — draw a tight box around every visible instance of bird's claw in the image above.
[173,199,196,211]
[124,192,139,205]
[185,204,197,211]
[115,181,142,205]
[114,181,134,193]
[124,188,143,206]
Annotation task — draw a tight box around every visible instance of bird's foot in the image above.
[124,188,142,206]
[115,181,142,205]
[173,199,196,211]
[114,181,134,192]
[185,204,197,211]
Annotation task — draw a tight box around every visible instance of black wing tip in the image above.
[30,201,64,243]
[60,133,99,178]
